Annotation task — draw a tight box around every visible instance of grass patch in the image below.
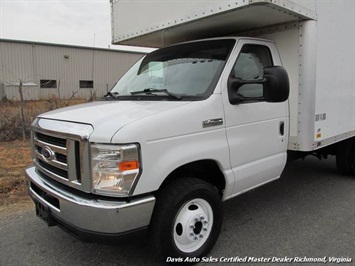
[0,141,32,213]
[0,99,86,213]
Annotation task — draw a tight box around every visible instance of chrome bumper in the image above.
[26,166,155,234]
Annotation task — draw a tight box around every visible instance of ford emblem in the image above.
[42,146,55,161]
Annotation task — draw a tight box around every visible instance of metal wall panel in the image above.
[0,40,144,100]
[0,42,39,100]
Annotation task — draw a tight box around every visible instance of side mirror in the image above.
[227,66,289,104]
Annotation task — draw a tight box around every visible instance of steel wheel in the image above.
[149,178,223,259]
[173,198,213,253]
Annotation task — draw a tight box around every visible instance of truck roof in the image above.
[111,0,316,47]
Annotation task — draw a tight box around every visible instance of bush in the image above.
[0,102,44,141]
[0,98,85,142]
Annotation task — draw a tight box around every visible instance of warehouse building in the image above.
[0,39,145,100]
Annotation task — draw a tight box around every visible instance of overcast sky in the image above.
[0,0,152,52]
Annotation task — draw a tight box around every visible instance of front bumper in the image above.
[26,166,155,235]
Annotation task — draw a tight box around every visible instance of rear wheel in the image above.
[149,178,223,260]
[336,138,355,176]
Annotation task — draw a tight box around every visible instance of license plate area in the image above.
[35,200,56,226]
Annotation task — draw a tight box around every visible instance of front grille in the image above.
[36,132,66,147]
[31,119,93,193]
[38,159,68,179]
[35,145,68,164]
[33,130,83,187]
[56,153,67,164]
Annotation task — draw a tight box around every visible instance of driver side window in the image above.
[232,44,273,99]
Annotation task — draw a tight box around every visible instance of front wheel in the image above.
[149,178,223,260]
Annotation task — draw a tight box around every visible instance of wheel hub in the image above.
[188,215,208,241]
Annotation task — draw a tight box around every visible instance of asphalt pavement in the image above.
[1,156,354,266]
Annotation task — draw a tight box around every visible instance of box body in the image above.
[111,0,355,151]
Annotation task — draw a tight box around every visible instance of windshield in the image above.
[110,39,235,100]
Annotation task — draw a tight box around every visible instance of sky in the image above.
[0,0,153,52]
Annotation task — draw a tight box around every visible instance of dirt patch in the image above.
[0,141,33,214]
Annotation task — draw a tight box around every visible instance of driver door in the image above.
[222,39,289,197]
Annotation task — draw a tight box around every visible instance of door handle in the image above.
[279,121,285,136]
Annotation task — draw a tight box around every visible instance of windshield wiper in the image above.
[130,88,182,100]
[104,91,120,99]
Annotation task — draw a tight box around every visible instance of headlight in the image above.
[91,143,140,196]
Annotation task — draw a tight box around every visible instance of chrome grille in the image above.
[31,118,93,193]
[34,132,74,182]
[36,132,66,147]
[37,159,69,179]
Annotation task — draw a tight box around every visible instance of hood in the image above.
[39,100,190,142]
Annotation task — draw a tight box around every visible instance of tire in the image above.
[149,178,223,261]
[336,138,355,176]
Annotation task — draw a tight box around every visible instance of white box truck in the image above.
[26,0,354,260]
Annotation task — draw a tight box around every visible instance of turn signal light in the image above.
[119,160,139,171]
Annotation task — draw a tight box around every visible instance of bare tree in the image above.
[65,91,78,106]
[18,79,26,141]
[56,80,63,108]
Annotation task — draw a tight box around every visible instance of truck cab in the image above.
[26,37,289,258]
[26,0,355,260]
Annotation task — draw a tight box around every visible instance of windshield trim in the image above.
[101,94,203,102]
